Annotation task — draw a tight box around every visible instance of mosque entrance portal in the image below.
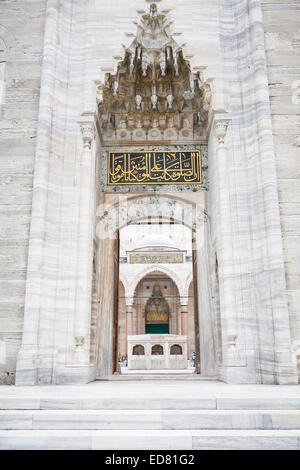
[90,4,217,379]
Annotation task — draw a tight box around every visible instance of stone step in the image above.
[97,374,217,381]
[0,429,300,450]
[1,409,300,431]
[1,395,300,410]
[119,368,197,376]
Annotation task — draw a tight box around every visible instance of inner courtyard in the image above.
[117,223,196,369]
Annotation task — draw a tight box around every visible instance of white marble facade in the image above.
[0,0,299,386]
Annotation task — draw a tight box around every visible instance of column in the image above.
[125,301,133,355]
[71,119,95,371]
[180,304,188,336]
[214,119,241,368]
[16,1,61,385]
[180,301,189,357]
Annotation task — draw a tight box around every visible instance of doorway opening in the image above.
[94,195,213,379]
[115,219,197,371]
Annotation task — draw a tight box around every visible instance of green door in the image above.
[146,324,169,334]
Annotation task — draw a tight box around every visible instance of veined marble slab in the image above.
[0,430,300,450]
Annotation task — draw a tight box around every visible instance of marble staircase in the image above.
[1,380,300,449]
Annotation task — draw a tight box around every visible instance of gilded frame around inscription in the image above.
[101,145,208,193]
[107,150,202,186]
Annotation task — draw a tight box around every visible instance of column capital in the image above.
[214,119,230,144]
[78,114,96,149]
[79,122,95,149]
[125,297,134,307]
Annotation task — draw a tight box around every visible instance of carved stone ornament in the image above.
[74,336,85,348]
[214,119,229,144]
[80,123,95,149]
[97,4,211,144]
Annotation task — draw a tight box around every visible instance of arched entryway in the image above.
[93,194,217,378]
[116,269,196,363]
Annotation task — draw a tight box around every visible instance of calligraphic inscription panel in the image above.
[129,252,184,264]
[146,313,169,323]
[108,150,201,186]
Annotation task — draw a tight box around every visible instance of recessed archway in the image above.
[117,267,197,364]
[94,193,216,378]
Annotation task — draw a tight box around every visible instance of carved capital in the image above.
[125,296,134,307]
[80,122,95,149]
[214,119,229,144]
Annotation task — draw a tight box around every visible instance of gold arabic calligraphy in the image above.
[146,313,169,323]
[107,150,202,185]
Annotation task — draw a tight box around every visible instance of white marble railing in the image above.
[128,334,188,370]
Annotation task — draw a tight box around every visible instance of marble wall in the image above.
[262,1,300,372]
[0,0,46,384]
[0,0,298,384]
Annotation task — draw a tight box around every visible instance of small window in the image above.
[170,344,183,355]
[151,344,163,355]
[132,344,145,355]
